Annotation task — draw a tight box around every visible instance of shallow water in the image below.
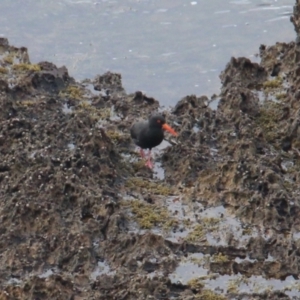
[90,261,115,281]
[169,255,300,296]
[0,0,295,106]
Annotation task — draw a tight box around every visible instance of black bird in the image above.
[130,114,177,168]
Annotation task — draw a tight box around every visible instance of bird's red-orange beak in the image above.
[162,123,178,136]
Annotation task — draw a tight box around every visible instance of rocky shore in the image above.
[1,1,300,299]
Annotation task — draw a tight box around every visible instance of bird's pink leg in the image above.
[139,148,145,158]
[145,150,154,169]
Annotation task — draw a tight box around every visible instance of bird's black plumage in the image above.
[130,115,166,150]
[130,114,177,169]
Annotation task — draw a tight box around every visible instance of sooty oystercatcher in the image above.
[130,114,177,169]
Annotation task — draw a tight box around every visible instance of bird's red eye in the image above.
[157,119,161,124]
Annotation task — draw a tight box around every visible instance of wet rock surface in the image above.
[2,2,300,298]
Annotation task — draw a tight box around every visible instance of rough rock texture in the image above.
[2,2,300,299]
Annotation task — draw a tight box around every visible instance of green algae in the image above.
[256,101,283,143]
[186,224,206,243]
[202,217,220,228]
[195,289,227,300]
[211,252,229,263]
[0,67,8,74]
[126,177,172,196]
[106,130,125,142]
[227,276,249,293]
[12,63,41,72]
[62,85,84,100]
[263,77,283,89]
[123,200,175,229]
[78,100,91,108]
[97,107,112,119]
[186,218,220,243]
[186,277,204,291]
[131,160,147,172]
[275,93,287,101]
[3,54,14,64]
[17,100,36,107]
[75,102,111,121]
